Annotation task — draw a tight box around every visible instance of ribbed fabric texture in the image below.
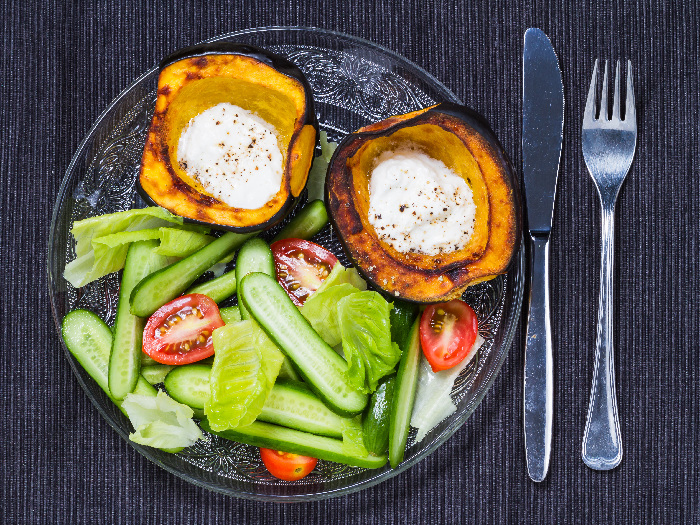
[1,1,698,523]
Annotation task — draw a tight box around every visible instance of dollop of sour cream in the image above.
[368,148,476,255]
[177,103,283,209]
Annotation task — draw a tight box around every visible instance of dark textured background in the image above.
[2,0,698,523]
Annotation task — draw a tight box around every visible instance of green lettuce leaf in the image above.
[65,206,212,288]
[306,131,338,202]
[65,228,162,287]
[205,321,285,431]
[71,207,185,258]
[337,291,401,394]
[301,283,361,347]
[300,263,367,346]
[316,263,367,294]
[121,391,203,449]
[64,225,216,288]
[154,228,215,257]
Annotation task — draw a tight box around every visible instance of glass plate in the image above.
[48,27,525,501]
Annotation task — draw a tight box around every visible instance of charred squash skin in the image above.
[138,43,319,232]
[326,103,521,303]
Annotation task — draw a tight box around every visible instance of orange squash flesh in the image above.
[138,44,318,232]
[326,103,520,303]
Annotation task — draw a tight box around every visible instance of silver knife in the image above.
[522,28,564,483]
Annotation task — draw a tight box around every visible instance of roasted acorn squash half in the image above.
[326,103,521,303]
[137,42,319,232]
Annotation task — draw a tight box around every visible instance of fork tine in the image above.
[612,60,621,120]
[584,59,599,124]
[599,60,609,120]
[625,60,636,123]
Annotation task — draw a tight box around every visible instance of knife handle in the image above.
[523,234,553,482]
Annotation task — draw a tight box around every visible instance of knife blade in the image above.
[522,28,564,483]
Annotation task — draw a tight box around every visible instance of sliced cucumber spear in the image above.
[130,231,255,317]
[239,272,367,416]
[389,317,422,468]
[61,309,158,414]
[235,237,276,321]
[362,374,396,455]
[201,419,387,469]
[218,306,242,324]
[233,239,301,381]
[140,364,175,385]
[271,199,329,242]
[109,240,170,400]
[163,363,346,438]
[187,268,238,303]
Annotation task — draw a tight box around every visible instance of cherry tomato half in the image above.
[419,299,478,372]
[142,294,224,365]
[259,448,317,481]
[270,238,339,306]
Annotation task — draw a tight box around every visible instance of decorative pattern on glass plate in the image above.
[272,46,435,119]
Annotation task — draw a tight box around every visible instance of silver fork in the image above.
[581,59,637,470]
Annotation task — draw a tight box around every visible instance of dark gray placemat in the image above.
[1,1,698,523]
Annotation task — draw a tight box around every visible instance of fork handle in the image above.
[582,205,623,470]
[523,234,553,482]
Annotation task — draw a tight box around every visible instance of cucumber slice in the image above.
[141,364,175,385]
[187,268,237,303]
[164,364,211,410]
[258,380,346,438]
[141,352,158,367]
[201,419,387,469]
[277,357,301,381]
[163,362,342,438]
[362,374,396,455]
[390,299,419,347]
[61,309,157,415]
[219,306,241,324]
[130,231,255,317]
[109,240,168,400]
[235,238,275,320]
[271,200,329,242]
[389,317,421,468]
[239,272,368,416]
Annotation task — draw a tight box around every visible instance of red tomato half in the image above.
[270,238,339,306]
[259,448,317,481]
[419,299,478,372]
[142,294,224,365]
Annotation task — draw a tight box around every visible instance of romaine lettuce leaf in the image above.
[64,228,162,287]
[71,207,186,258]
[317,263,367,294]
[205,321,284,431]
[121,391,203,449]
[301,283,360,346]
[64,225,216,288]
[154,228,214,257]
[64,206,212,288]
[337,291,401,394]
[300,263,367,346]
